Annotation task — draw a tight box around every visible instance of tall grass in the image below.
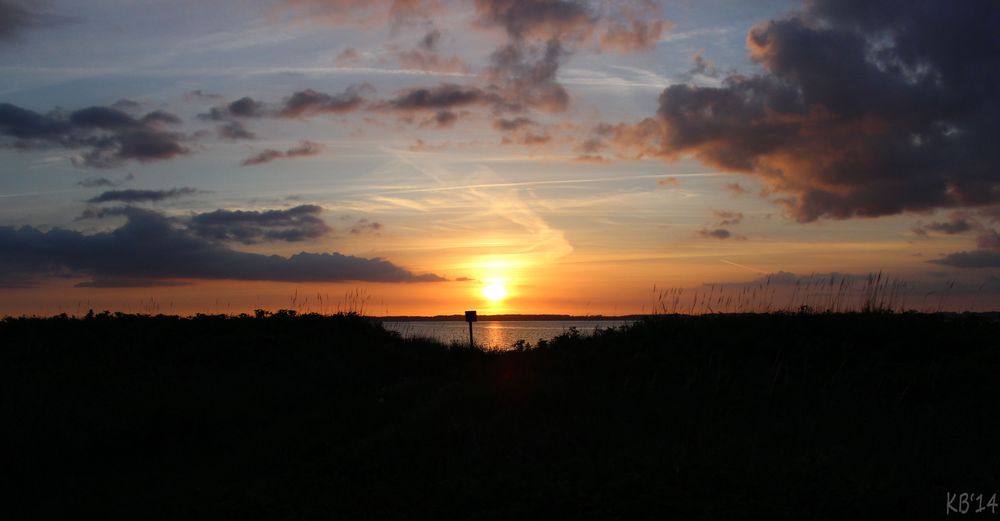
[650,271,965,315]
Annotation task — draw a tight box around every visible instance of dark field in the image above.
[3,312,999,519]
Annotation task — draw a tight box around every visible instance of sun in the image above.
[482,282,508,302]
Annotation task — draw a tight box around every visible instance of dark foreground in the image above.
[2,312,999,520]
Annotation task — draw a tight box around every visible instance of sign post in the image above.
[464,310,477,348]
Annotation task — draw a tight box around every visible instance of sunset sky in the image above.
[1,0,998,315]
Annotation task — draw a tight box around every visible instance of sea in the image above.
[381,320,633,350]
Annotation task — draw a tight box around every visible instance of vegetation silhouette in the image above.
[3,310,999,519]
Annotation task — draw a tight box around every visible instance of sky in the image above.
[1,0,999,316]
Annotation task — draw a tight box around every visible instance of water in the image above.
[381,320,632,350]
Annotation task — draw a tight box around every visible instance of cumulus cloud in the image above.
[277,85,372,118]
[240,141,323,166]
[0,103,186,167]
[187,204,331,244]
[932,225,1000,268]
[380,83,495,111]
[648,0,1000,221]
[931,250,1000,269]
[86,187,199,204]
[912,213,974,236]
[487,39,569,113]
[199,97,268,121]
[347,218,383,235]
[0,207,441,286]
[697,228,731,240]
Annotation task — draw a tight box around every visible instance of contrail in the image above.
[721,259,768,274]
[381,172,725,195]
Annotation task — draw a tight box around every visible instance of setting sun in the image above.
[482,282,508,302]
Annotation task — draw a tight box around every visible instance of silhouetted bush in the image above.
[2,312,998,519]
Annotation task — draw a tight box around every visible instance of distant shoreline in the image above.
[376,314,646,322]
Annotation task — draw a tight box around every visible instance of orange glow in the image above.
[482,282,508,301]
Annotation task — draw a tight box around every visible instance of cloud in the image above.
[493,117,535,131]
[0,102,187,167]
[0,207,442,286]
[697,228,731,240]
[217,120,256,140]
[0,0,68,41]
[335,47,360,65]
[726,182,749,196]
[379,83,495,111]
[931,250,1000,269]
[648,0,1000,221]
[78,177,118,188]
[86,187,199,204]
[658,177,680,188]
[277,85,372,118]
[713,210,743,226]
[395,48,469,74]
[487,39,569,113]
[473,0,593,41]
[282,0,442,28]
[187,204,331,244]
[347,218,383,235]
[912,214,974,236]
[199,97,268,121]
[240,141,323,166]
[931,225,1000,268]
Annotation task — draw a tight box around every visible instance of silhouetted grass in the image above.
[2,311,998,519]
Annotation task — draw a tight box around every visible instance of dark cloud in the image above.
[240,141,322,166]
[198,97,268,139]
[199,97,268,121]
[347,218,383,235]
[493,117,535,131]
[912,214,974,236]
[474,0,592,41]
[77,173,134,189]
[500,131,551,147]
[0,0,67,41]
[931,250,1000,269]
[697,228,731,240]
[77,177,115,188]
[277,85,372,118]
[140,110,182,126]
[187,204,331,244]
[0,102,186,167]
[381,83,495,111]
[932,226,1000,268]
[487,39,569,113]
[0,207,442,286]
[419,29,441,51]
[649,0,1000,221]
[217,120,256,140]
[86,187,199,204]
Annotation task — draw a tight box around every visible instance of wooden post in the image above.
[465,310,477,348]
